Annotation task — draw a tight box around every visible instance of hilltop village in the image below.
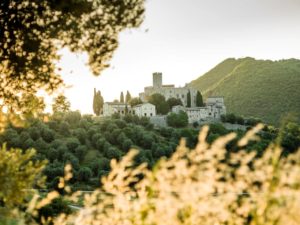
[98,73,226,126]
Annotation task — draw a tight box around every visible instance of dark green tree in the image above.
[52,94,70,113]
[196,91,204,107]
[120,91,124,103]
[236,116,245,125]
[187,90,191,108]
[77,167,93,182]
[148,93,169,115]
[65,111,81,126]
[129,97,143,107]
[0,0,145,110]
[125,91,132,103]
[226,113,237,124]
[167,97,183,111]
[166,111,188,128]
[93,88,104,116]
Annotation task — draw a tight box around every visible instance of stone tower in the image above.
[153,72,162,88]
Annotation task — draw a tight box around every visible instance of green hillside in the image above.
[190,58,300,125]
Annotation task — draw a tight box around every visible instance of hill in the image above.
[190,57,300,125]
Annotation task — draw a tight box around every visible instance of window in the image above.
[144,113,147,116]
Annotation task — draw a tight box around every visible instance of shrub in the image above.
[65,111,81,126]
[226,113,237,124]
[167,111,188,128]
[41,128,55,143]
[236,116,245,125]
[77,167,93,182]
[66,138,80,152]
[104,147,122,159]
[74,145,87,162]
[209,123,228,135]
[73,128,87,144]
[122,139,133,152]
[89,158,111,176]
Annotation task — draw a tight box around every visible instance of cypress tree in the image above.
[120,92,124,103]
[187,90,191,108]
[196,91,204,107]
[93,88,104,116]
[125,91,132,103]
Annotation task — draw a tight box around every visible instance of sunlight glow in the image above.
[50,0,300,114]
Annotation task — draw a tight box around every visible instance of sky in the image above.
[50,0,300,114]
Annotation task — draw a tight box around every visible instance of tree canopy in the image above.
[167,111,188,128]
[52,94,70,113]
[129,97,143,107]
[148,94,169,115]
[0,0,145,109]
[19,93,46,118]
[167,97,183,110]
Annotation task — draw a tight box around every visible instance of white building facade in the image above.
[133,103,156,117]
[103,102,132,117]
[103,102,156,118]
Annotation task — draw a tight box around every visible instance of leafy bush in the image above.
[77,167,93,182]
[167,111,188,128]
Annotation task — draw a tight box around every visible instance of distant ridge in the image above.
[190,57,300,125]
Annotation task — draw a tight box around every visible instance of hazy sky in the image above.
[53,0,300,114]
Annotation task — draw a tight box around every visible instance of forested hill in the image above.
[190,57,300,125]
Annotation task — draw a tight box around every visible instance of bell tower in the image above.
[153,72,162,88]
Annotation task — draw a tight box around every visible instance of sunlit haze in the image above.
[51,0,300,114]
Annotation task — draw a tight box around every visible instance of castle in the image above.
[103,72,226,125]
[139,72,198,107]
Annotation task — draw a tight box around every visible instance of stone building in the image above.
[171,97,226,123]
[139,72,198,107]
[103,102,131,117]
[205,97,226,119]
[102,72,226,125]
[133,103,156,117]
[103,102,156,118]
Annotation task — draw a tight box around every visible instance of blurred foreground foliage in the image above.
[0,0,145,110]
